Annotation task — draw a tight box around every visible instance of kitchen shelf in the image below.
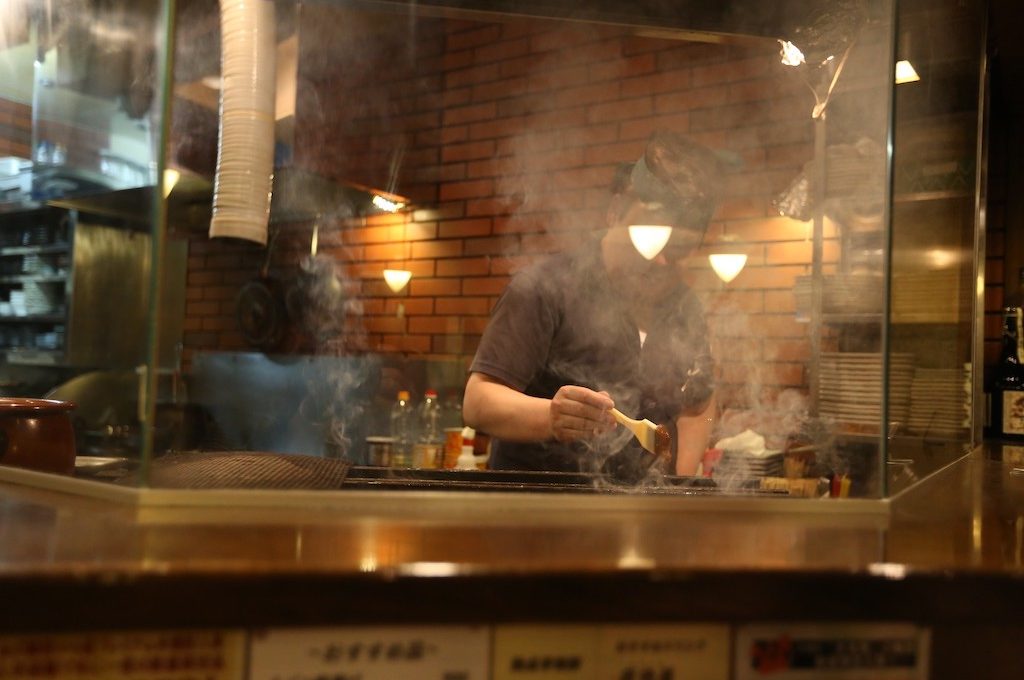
[893,190,973,204]
[0,314,65,323]
[0,274,67,284]
[0,243,71,256]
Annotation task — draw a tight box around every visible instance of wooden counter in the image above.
[0,445,1020,677]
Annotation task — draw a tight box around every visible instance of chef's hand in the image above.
[549,385,615,442]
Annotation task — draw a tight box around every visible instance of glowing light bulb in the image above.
[778,40,806,67]
[372,194,405,213]
[628,225,673,260]
[162,168,180,198]
[895,60,920,84]
[383,269,412,293]
[709,253,747,283]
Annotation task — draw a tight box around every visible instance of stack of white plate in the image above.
[818,352,914,427]
[907,367,969,435]
[715,450,784,479]
[210,0,276,245]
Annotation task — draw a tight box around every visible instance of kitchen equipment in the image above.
[236,229,288,351]
[0,398,77,475]
[610,408,669,458]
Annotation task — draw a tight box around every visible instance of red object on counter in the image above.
[702,448,722,477]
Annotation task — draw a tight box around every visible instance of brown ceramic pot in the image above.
[0,398,77,475]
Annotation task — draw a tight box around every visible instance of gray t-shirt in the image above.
[469,236,713,474]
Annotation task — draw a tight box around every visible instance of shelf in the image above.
[5,349,63,366]
[893,190,972,203]
[0,274,67,284]
[0,243,71,256]
[0,314,65,324]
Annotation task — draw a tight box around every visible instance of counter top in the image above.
[0,445,1020,631]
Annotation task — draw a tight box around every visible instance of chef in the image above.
[463,131,720,478]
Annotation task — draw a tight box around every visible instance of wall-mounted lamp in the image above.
[628,225,673,260]
[708,235,747,283]
[162,168,180,198]
[372,194,406,213]
[384,268,412,319]
[778,40,806,67]
[895,60,920,84]
[895,31,920,84]
[383,268,412,293]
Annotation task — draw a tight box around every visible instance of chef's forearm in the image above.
[674,394,715,475]
[463,372,554,442]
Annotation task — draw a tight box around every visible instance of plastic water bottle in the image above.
[414,389,443,468]
[389,390,414,467]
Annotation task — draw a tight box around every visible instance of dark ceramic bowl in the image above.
[0,398,77,475]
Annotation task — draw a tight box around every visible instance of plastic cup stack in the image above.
[209,0,277,245]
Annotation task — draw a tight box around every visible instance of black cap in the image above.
[626,131,724,231]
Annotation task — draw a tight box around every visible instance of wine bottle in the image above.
[992,307,1024,440]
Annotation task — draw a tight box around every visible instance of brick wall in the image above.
[181,8,874,413]
[0,98,31,159]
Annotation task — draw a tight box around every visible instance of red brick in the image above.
[437,257,492,277]
[465,236,519,255]
[444,102,498,126]
[441,140,496,163]
[587,96,652,124]
[436,297,492,315]
[555,82,618,108]
[654,85,729,113]
[201,316,236,332]
[528,66,590,93]
[404,222,438,241]
[441,125,470,144]
[386,298,433,315]
[411,240,464,259]
[765,240,840,265]
[439,219,492,239]
[188,271,222,286]
[589,54,656,82]
[621,70,691,99]
[363,243,410,261]
[763,290,797,314]
[619,113,690,141]
[447,24,502,52]
[583,141,644,166]
[187,301,221,315]
[469,115,527,141]
[462,276,511,296]
[466,197,515,217]
[692,57,770,86]
[440,179,494,201]
[472,77,530,103]
[462,316,493,334]
[446,63,501,88]
[382,333,432,354]
[365,316,408,334]
[476,37,531,64]
[410,278,462,297]
[408,316,462,334]
[763,339,811,362]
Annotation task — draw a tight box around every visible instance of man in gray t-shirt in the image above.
[463,131,721,477]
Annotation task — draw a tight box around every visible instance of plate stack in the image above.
[907,367,969,436]
[715,450,784,480]
[818,352,914,428]
[209,0,277,245]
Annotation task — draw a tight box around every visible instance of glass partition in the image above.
[0,0,986,499]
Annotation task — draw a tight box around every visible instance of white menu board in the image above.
[734,623,931,680]
[248,625,490,680]
[598,624,731,680]
[492,623,730,680]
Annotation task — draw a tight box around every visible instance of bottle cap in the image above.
[398,390,410,400]
[456,444,476,469]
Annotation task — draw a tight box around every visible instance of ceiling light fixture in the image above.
[372,194,405,213]
[628,225,673,260]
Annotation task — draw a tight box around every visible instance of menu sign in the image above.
[735,623,930,679]
[492,624,729,680]
[248,626,489,680]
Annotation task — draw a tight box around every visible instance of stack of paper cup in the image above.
[209,0,277,245]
